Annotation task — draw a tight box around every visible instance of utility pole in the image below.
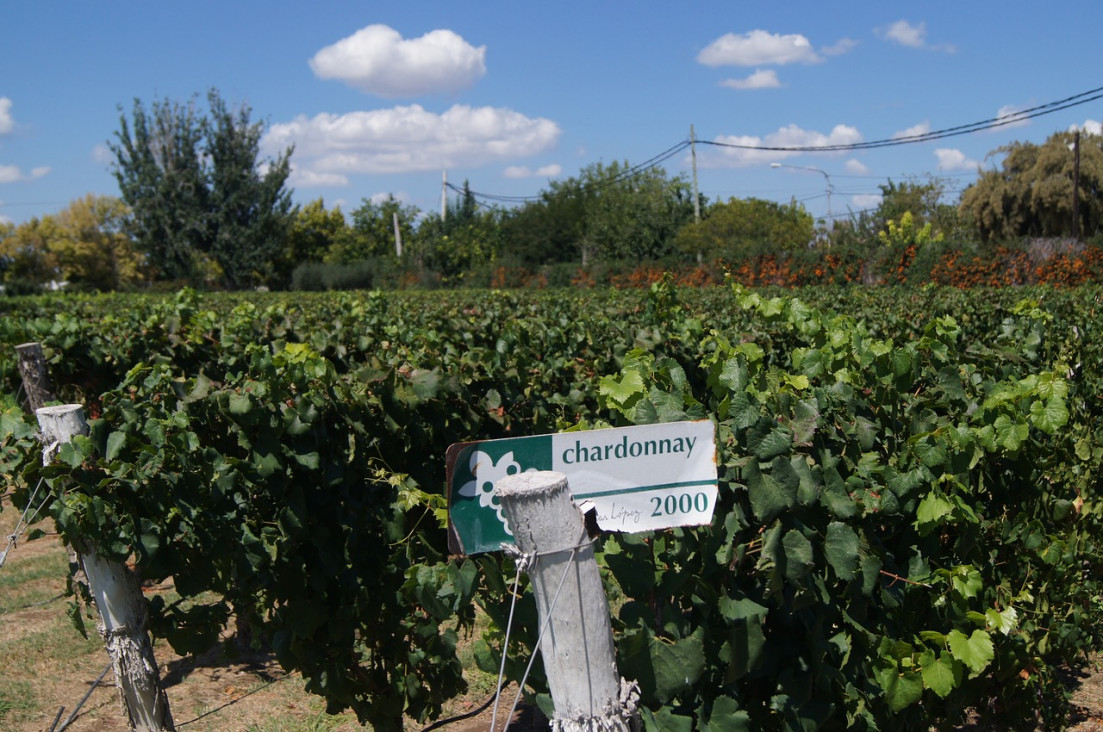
[441,170,448,223]
[393,212,403,257]
[690,125,701,224]
[691,125,702,264]
[1073,130,1081,240]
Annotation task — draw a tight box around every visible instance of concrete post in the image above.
[36,404,176,732]
[495,470,638,732]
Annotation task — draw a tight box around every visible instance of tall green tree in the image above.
[872,176,961,237]
[109,96,207,282]
[675,197,814,259]
[109,89,294,288]
[960,130,1103,242]
[278,198,350,278]
[500,161,695,266]
[327,195,419,264]
[203,90,293,288]
[419,183,503,282]
[500,178,588,267]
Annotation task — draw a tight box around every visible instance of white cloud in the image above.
[0,164,50,183]
[0,214,11,225]
[698,30,822,67]
[0,97,13,135]
[876,20,955,52]
[1070,119,1103,135]
[720,69,782,91]
[993,104,1031,131]
[845,159,870,174]
[878,20,927,48]
[851,193,883,210]
[821,38,858,56]
[893,121,931,139]
[309,24,486,98]
[502,163,562,179]
[264,104,561,177]
[91,143,113,164]
[368,191,413,205]
[289,166,351,188]
[935,148,979,171]
[704,124,862,167]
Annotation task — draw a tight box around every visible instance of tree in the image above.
[203,91,294,288]
[419,184,504,282]
[327,196,420,264]
[277,198,350,281]
[500,179,588,267]
[0,195,145,292]
[872,176,961,238]
[499,161,694,266]
[959,130,1103,242]
[109,96,208,282]
[109,89,294,288]
[575,161,696,263]
[0,216,60,289]
[675,197,814,259]
[828,176,962,250]
[51,194,146,290]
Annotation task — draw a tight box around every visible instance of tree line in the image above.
[2,89,1101,292]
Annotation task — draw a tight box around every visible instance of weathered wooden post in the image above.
[17,342,88,585]
[495,470,639,732]
[16,341,57,411]
[36,404,175,732]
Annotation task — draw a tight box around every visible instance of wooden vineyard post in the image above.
[495,470,639,732]
[36,404,176,732]
[16,341,57,411]
[16,342,88,586]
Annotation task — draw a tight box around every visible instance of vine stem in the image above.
[880,569,932,588]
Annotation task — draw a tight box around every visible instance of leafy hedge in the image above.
[2,283,1102,729]
[581,284,1102,728]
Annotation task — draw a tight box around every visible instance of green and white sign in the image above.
[447,420,717,555]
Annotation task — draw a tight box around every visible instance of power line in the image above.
[444,83,1103,207]
[448,141,691,205]
[701,84,1103,153]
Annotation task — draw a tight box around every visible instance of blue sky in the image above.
[3,2,1102,226]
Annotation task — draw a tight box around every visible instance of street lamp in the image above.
[771,162,834,228]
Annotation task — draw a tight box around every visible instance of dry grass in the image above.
[0,494,542,732]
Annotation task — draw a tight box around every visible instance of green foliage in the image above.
[285,200,349,262]
[418,183,504,283]
[203,91,294,289]
[677,197,815,258]
[326,195,419,265]
[4,284,1103,729]
[960,130,1103,241]
[0,195,146,292]
[499,161,695,266]
[109,89,293,288]
[877,211,945,248]
[588,284,1102,729]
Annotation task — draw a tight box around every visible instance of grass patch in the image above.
[244,710,351,731]
[0,680,39,727]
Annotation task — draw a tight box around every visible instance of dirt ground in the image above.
[0,501,549,732]
[1,514,1102,731]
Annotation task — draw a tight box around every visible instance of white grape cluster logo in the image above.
[458,450,533,535]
